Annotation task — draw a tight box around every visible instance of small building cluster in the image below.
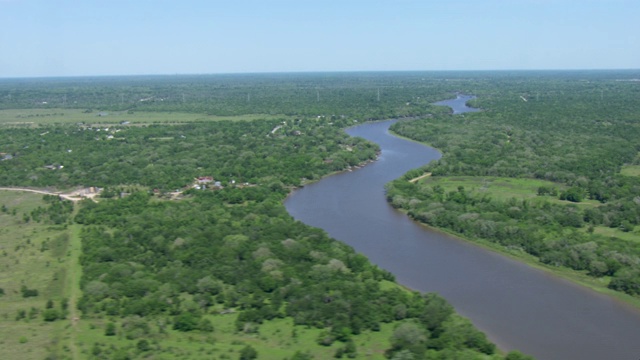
[193,176,222,190]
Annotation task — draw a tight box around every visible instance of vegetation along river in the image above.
[284,95,640,360]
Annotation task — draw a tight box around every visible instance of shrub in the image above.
[43,309,60,322]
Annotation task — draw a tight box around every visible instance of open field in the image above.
[589,226,640,244]
[416,175,601,207]
[73,314,393,360]
[0,108,289,126]
[620,164,640,177]
[0,191,72,359]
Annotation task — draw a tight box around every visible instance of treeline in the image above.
[388,73,640,297]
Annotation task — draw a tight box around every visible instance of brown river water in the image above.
[284,96,640,360]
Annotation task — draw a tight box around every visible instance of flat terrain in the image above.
[0,191,71,359]
[416,175,599,207]
[620,164,640,177]
[0,108,289,126]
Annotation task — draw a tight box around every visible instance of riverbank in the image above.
[393,204,640,309]
[385,125,640,310]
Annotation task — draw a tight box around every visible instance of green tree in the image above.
[105,322,117,336]
[386,322,428,359]
[239,345,258,360]
[42,308,60,322]
[173,312,199,332]
[137,339,151,352]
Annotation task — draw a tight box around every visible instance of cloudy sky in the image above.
[1,0,638,77]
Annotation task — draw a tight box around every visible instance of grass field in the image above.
[0,191,73,359]
[72,314,393,359]
[620,164,640,177]
[417,175,601,208]
[0,108,289,126]
[589,226,640,244]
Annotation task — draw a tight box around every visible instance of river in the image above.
[284,95,640,360]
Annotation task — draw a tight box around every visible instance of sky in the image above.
[1,0,638,77]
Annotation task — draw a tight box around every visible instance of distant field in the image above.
[590,226,640,244]
[620,165,640,177]
[418,175,601,207]
[0,108,289,126]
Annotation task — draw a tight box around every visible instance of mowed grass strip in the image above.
[0,108,290,126]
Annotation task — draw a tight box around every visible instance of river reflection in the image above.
[284,97,640,360]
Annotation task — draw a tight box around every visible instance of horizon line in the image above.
[2,68,640,80]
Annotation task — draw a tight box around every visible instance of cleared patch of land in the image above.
[417,175,601,207]
[0,108,290,126]
[588,226,640,244]
[408,172,431,183]
[0,191,72,359]
[74,314,392,359]
[620,164,640,177]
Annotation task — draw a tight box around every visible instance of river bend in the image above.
[284,95,640,360]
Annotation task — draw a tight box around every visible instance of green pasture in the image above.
[0,191,72,359]
[418,176,601,207]
[620,165,640,177]
[590,226,640,244]
[0,108,288,126]
[417,176,562,199]
[73,313,393,359]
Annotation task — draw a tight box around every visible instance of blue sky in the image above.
[1,0,638,77]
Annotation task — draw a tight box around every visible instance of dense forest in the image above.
[0,72,550,359]
[387,73,640,296]
[0,117,379,190]
[74,190,509,359]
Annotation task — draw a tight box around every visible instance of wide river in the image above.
[285,95,640,360]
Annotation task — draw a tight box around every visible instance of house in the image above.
[196,176,214,184]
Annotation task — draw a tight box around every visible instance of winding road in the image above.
[0,187,87,202]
